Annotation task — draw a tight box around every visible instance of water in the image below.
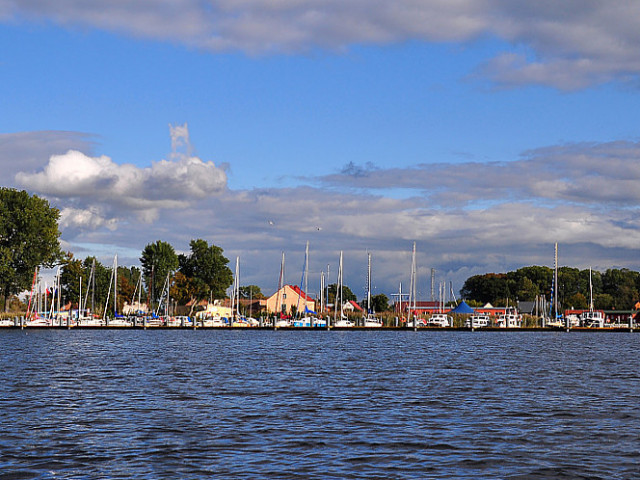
[0,330,638,479]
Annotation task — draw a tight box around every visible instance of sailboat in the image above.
[230,256,249,327]
[103,255,131,327]
[334,251,353,327]
[406,242,422,328]
[25,267,52,326]
[363,252,382,327]
[293,242,313,327]
[428,281,453,327]
[274,252,291,327]
[544,243,563,328]
[582,267,605,328]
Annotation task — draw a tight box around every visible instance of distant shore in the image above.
[1,325,636,332]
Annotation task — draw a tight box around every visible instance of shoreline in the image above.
[0,325,636,332]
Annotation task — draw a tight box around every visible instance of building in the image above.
[343,300,363,313]
[266,285,315,315]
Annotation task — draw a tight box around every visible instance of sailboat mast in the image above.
[304,241,309,315]
[339,251,343,320]
[235,256,240,318]
[554,242,558,320]
[91,258,95,314]
[367,252,372,314]
[114,254,118,316]
[589,267,594,312]
[275,252,285,317]
[409,242,416,326]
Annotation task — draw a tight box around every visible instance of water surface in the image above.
[0,330,638,479]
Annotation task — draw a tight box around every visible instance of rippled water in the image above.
[1,330,638,479]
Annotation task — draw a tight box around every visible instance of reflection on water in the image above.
[0,330,638,479]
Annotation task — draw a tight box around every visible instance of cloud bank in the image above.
[9,130,636,296]
[2,1,640,89]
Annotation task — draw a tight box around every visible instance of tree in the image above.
[460,273,508,304]
[0,188,62,310]
[327,283,357,304]
[178,239,233,300]
[371,293,389,312]
[59,253,84,305]
[515,277,538,302]
[239,285,265,300]
[140,240,179,307]
[170,271,199,307]
[82,256,111,314]
[566,292,588,310]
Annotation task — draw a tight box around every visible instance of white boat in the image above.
[582,310,605,328]
[334,317,354,327]
[245,317,259,327]
[545,317,565,328]
[566,314,581,327]
[364,314,383,327]
[274,317,291,327]
[107,316,132,327]
[497,309,521,328]
[363,253,383,327]
[203,315,226,327]
[465,314,490,328]
[332,251,353,327]
[428,313,452,327]
[312,317,327,328]
[293,316,313,327]
[583,268,605,328]
[0,318,15,327]
[25,316,52,327]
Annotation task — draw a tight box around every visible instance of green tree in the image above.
[239,285,265,299]
[566,292,588,310]
[460,273,508,304]
[327,283,357,304]
[140,240,179,307]
[371,293,389,312]
[515,277,538,301]
[0,188,62,310]
[178,239,232,300]
[82,256,111,314]
[59,253,84,305]
[602,268,639,309]
[170,271,199,307]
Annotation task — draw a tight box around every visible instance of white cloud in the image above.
[15,125,227,226]
[3,1,640,88]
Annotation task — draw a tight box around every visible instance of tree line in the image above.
[461,266,640,310]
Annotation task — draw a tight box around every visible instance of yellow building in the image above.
[195,300,233,319]
[266,285,315,315]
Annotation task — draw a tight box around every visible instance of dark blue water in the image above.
[0,330,638,479]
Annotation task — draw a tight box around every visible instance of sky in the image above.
[2,1,640,302]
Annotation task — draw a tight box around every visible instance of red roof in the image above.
[290,285,313,302]
[348,300,363,311]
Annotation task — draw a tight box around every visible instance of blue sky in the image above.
[2,1,640,301]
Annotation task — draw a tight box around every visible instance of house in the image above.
[343,300,363,313]
[266,285,315,315]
